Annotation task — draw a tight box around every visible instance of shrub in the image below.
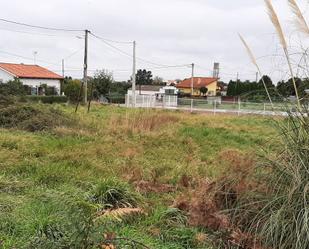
[25,95,68,104]
[0,94,15,106]
[63,79,83,103]
[0,78,27,96]
[89,178,140,209]
[106,93,125,104]
[0,104,72,132]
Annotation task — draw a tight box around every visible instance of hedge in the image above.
[25,96,68,104]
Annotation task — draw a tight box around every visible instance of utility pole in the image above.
[132,41,136,107]
[33,51,38,65]
[62,59,65,77]
[191,63,195,96]
[236,72,239,82]
[256,72,258,82]
[83,29,89,104]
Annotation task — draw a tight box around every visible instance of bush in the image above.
[0,78,27,96]
[106,93,125,104]
[63,79,83,103]
[25,96,68,104]
[0,94,15,106]
[89,178,140,209]
[0,104,72,132]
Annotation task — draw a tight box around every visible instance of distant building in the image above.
[218,81,228,96]
[127,85,178,99]
[176,77,218,96]
[0,62,63,95]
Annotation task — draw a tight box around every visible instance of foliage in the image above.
[200,87,208,96]
[109,81,131,95]
[153,76,165,86]
[0,105,277,248]
[40,84,58,96]
[0,78,28,96]
[89,178,140,209]
[0,104,72,132]
[91,70,114,97]
[226,75,274,98]
[106,93,126,104]
[277,77,309,98]
[247,106,309,249]
[136,69,153,85]
[63,79,83,103]
[25,96,68,104]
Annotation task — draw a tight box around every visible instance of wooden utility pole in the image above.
[132,41,136,107]
[191,63,195,96]
[62,59,65,77]
[83,29,89,104]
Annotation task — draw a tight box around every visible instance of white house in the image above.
[127,85,178,99]
[126,85,178,107]
[0,62,63,95]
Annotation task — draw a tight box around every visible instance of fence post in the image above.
[263,103,266,116]
[214,100,216,115]
[238,99,241,116]
[190,98,193,112]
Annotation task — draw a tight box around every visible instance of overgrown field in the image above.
[0,103,278,248]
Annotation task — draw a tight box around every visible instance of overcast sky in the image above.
[0,0,308,83]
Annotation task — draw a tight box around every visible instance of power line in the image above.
[90,32,132,44]
[0,27,72,37]
[90,33,181,68]
[0,18,84,32]
[0,50,60,66]
[90,33,133,58]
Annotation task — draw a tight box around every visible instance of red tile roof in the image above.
[177,77,217,89]
[0,63,63,80]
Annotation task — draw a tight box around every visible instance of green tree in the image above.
[153,76,164,85]
[136,69,153,85]
[0,78,27,96]
[200,86,208,96]
[258,75,274,88]
[91,70,114,97]
[63,79,83,102]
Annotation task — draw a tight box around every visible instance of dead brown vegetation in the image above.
[173,150,265,248]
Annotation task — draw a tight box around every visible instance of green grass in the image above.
[0,104,278,248]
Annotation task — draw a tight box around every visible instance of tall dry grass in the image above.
[288,0,309,34]
[265,0,301,107]
[108,111,179,133]
[236,1,309,248]
[238,34,274,108]
[249,107,309,249]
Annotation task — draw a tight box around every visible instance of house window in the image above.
[31,87,38,95]
[165,89,175,95]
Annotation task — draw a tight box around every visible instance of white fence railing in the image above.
[125,96,297,116]
[126,95,178,108]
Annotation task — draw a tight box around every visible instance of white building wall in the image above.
[21,78,61,88]
[0,68,61,95]
[0,70,14,83]
[21,78,61,95]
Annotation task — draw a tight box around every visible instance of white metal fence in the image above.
[125,95,297,116]
[126,95,178,108]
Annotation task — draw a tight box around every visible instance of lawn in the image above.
[0,104,278,248]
